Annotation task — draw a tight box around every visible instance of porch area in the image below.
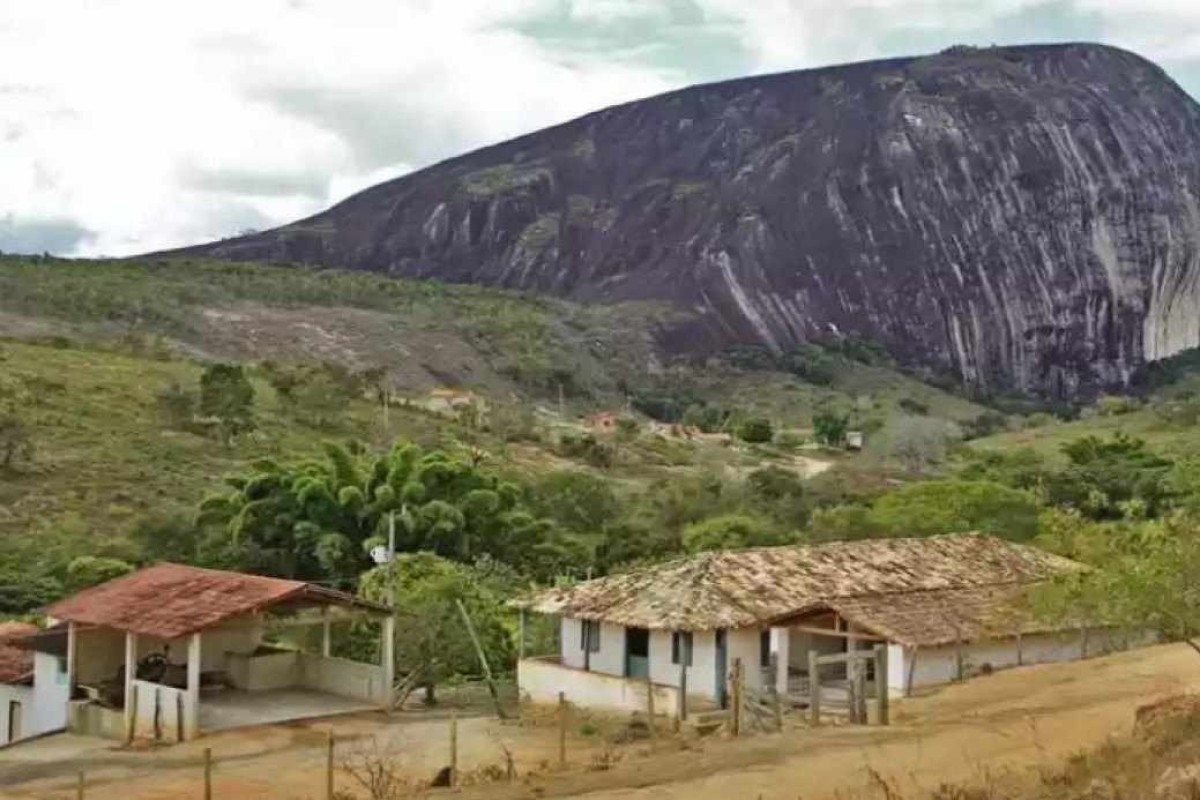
[44,563,394,744]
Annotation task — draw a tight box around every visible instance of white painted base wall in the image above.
[0,683,34,746]
[519,657,678,716]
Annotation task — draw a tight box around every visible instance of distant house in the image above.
[9,563,392,746]
[426,388,480,413]
[846,431,865,450]
[512,534,1133,715]
[583,411,619,432]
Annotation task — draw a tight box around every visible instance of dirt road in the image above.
[2,643,1196,800]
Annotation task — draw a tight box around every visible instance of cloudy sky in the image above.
[2,0,1199,257]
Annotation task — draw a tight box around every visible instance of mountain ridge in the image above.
[174,42,1200,398]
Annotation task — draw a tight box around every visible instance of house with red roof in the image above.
[10,563,393,746]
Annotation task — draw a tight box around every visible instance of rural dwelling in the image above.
[513,534,1136,716]
[14,563,393,746]
[1,621,67,746]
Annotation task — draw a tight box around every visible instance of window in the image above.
[670,631,693,666]
[760,630,772,668]
[580,620,601,653]
[54,656,68,685]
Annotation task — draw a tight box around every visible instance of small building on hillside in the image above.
[512,534,1133,715]
[583,411,619,432]
[9,564,392,747]
[426,388,482,414]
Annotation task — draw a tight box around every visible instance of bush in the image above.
[1095,395,1140,417]
[812,411,849,447]
[868,479,1040,539]
[877,416,959,472]
[199,363,255,439]
[681,514,790,553]
[735,417,774,444]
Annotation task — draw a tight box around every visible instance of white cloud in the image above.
[0,0,676,256]
[1,0,1197,257]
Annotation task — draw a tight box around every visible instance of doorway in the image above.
[715,629,728,709]
[625,627,650,678]
[7,700,22,743]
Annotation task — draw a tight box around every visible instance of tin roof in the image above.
[44,563,386,640]
[0,622,37,683]
[515,533,1081,632]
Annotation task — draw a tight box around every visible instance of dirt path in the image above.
[2,643,1196,800]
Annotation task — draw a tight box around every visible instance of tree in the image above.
[812,412,848,447]
[681,513,791,553]
[867,479,1040,539]
[359,553,512,703]
[66,556,133,591]
[1046,434,1173,519]
[1034,510,1200,652]
[0,409,33,471]
[195,440,572,583]
[736,417,774,444]
[879,416,958,472]
[199,363,255,439]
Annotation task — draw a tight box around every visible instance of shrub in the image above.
[735,417,774,444]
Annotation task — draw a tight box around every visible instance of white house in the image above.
[513,533,1133,716]
[7,563,395,747]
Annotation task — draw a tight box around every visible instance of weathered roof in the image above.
[515,533,1081,632]
[0,622,37,683]
[44,563,386,640]
[813,584,1079,647]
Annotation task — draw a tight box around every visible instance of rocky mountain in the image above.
[179,43,1200,397]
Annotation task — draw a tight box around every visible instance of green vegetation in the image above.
[16,255,1200,682]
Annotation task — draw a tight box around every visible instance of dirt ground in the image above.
[2,642,1197,800]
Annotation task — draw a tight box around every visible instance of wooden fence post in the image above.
[76,771,85,800]
[557,691,567,770]
[847,661,860,724]
[325,730,334,800]
[854,659,868,724]
[954,634,964,681]
[730,658,743,737]
[450,712,459,788]
[873,643,889,726]
[905,647,918,696]
[768,653,783,732]
[808,650,821,726]
[203,747,213,800]
[1016,632,1023,666]
[677,664,688,722]
[644,675,657,743]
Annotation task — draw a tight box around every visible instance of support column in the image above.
[774,627,790,695]
[65,622,78,696]
[518,609,526,661]
[185,632,201,740]
[321,613,332,658]
[123,631,138,741]
[380,615,396,709]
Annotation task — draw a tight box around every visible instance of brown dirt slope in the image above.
[2,642,1197,800]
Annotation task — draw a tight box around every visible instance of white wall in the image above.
[298,653,387,704]
[226,650,300,691]
[30,651,69,735]
[0,683,35,746]
[559,618,626,677]
[130,679,194,742]
[518,657,678,716]
[556,619,768,704]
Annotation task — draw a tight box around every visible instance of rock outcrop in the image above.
[179,43,1200,397]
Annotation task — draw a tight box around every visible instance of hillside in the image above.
[179,43,1200,398]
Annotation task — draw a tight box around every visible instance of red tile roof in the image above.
[44,563,384,640]
[0,622,37,683]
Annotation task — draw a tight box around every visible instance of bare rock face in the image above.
[180,43,1200,397]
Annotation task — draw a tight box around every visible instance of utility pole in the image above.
[558,382,565,418]
[387,510,397,710]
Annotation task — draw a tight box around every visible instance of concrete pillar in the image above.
[773,627,790,695]
[321,616,332,658]
[65,622,77,695]
[185,632,201,740]
[380,615,396,708]
[123,631,138,740]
